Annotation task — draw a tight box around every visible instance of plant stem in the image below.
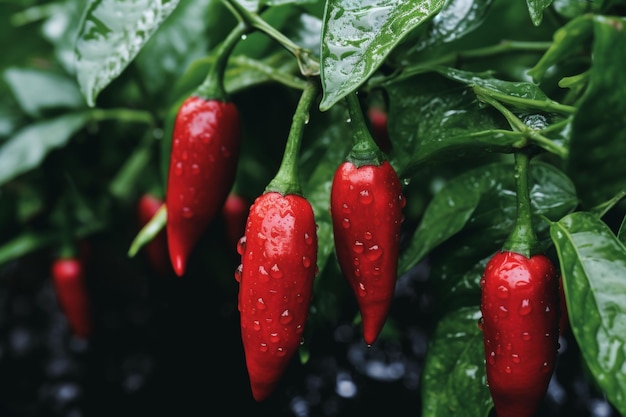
[195,21,249,100]
[266,81,319,196]
[474,89,568,159]
[89,108,155,125]
[503,151,538,258]
[128,204,166,257]
[345,93,383,167]
[473,85,576,115]
[222,0,319,76]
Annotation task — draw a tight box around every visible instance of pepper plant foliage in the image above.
[1,0,626,415]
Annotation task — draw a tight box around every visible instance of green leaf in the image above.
[3,67,86,117]
[550,212,626,416]
[566,16,626,209]
[526,0,553,26]
[384,72,512,179]
[134,0,231,100]
[0,113,90,185]
[401,161,578,296]
[74,0,181,107]
[319,0,445,111]
[421,306,492,417]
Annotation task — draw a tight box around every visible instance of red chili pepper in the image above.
[137,193,171,277]
[367,107,392,154]
[51,257,93,339]
[480,251,559,417]
[165,96,241,276]
[221,192,249,253]
[236,191,318,401]
[236,82,319,402]
[331,160,404,345]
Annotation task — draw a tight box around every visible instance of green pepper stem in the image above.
[345,93,383,167]
[195,21,249,100]
[222,0,319,76]
[503,151,539,257]
[266,81,319,196]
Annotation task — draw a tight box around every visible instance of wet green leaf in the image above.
[75,0,181,107]
[422,306,492,417]
[384,72,512,179]
[0,113,90,185]
[320,0,445,111]
[3,68,85,117]
[566,16,626,209]
[526,0,553,26]
[401,161,578,301]
[550,212,626,416]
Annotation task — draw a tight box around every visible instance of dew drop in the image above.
[488,351,496,365]
[252,320,261,331]
[399,194,407,208]
[296,325,303,335]
[270,332,280,343]
[234,264,243,282]
[519,299,532,316]
[279,310,293,325]
[181,151,188,161]
[363,231,373,240]
[479,278,486,288]
[256,298,266,310]
[364,245,381,262]
[372,267,381,276]
[341,203,351,214]
[498,305,509,317]
[174,161,183,176]
[477,317,484,331]
[296,293,304,304]
[352,241,364,254]
[496,285,509,299]
[270,264,283,278]
[542,361,550,372]
[358,189,373,205]
[304,232,313,245]
[259,343,269,353]
[276,347,287,357]
[182,207,193,218]
[505,366,512,374]
[302,256,311,268]
[258,265,270,282]
[257,232,267,241]
[191,163,200,175]
[342,218,350,229]
[516,280,530,288]
[358,282,367,297]
[522,332,531,341]
[511,354,520,364]
[237,236,246,255]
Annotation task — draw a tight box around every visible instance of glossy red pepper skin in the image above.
[137,194,171,277]
[221,193,249,253]
[236,191,318,402]
[166,95,241,276]
[51,258,92,339]
[480,251,560,417]
[330,160,404,345]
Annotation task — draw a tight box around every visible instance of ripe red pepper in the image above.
[367,106,392,154]
[480,251,559,417]
[221,192,249,252]
[236,192,318,401]
[165,96,241,276]
[479,152,560,417]
[51,257,93,339]
[330,160,404,345]
[330,93,404,346]
[236,81,319,402]
[137,193,171,277]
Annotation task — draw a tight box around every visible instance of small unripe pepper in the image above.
[236,82,319,401]
[479,152,560,417]
[51,257,92,339]
[331,93,404,345]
